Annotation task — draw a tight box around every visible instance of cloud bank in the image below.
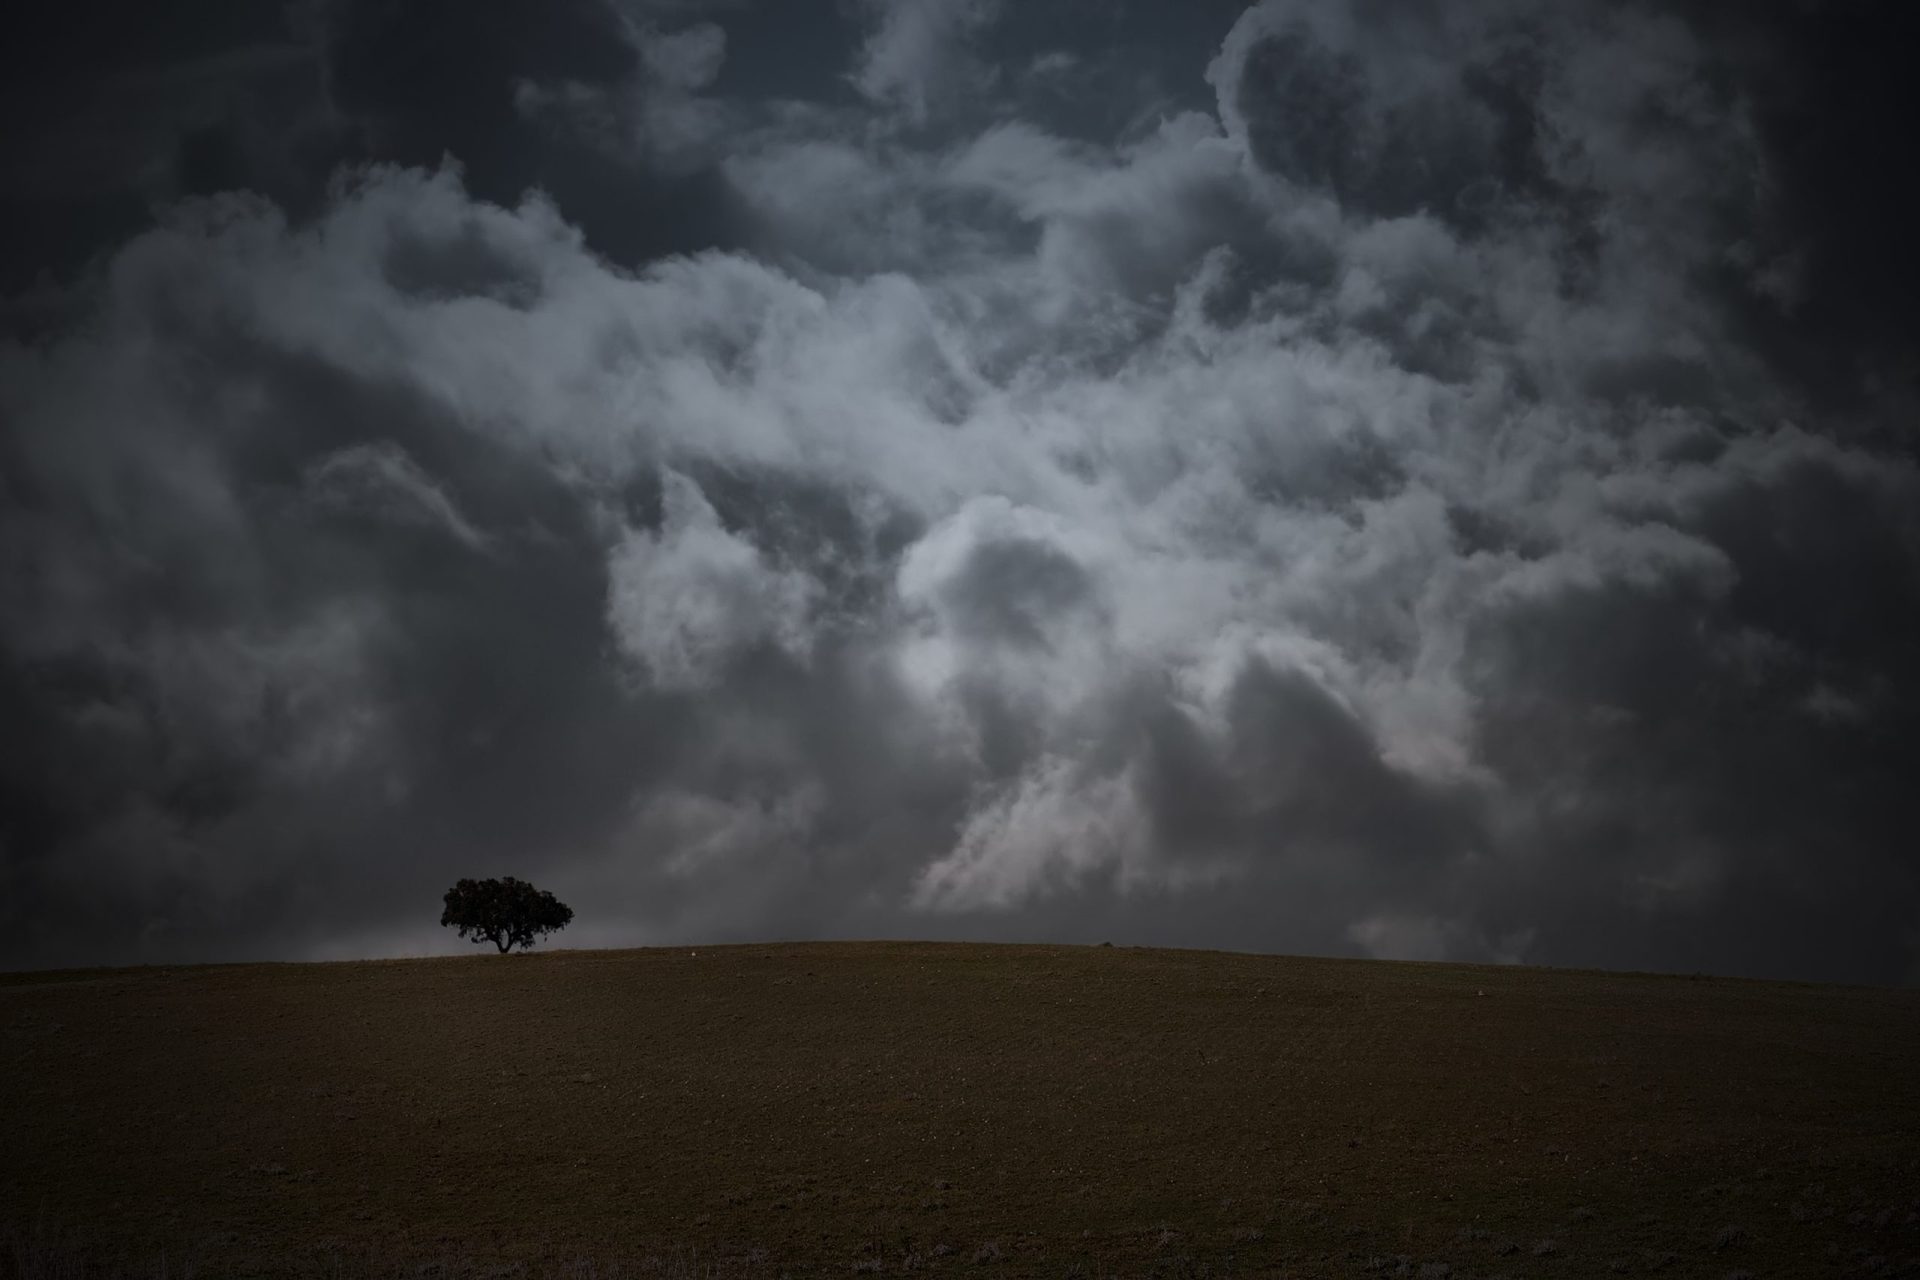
[2,0,1916,982]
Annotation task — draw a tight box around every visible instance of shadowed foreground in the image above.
[4,942,1918,1277]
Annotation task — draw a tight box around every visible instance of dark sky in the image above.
[3,0,1917,982]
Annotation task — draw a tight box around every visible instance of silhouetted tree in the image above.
[440,876,574,953]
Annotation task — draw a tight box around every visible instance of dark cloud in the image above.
[0,0,752,300]
[2,0,1917,983]
[1671,1,1920,434]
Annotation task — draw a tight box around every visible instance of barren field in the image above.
[4,942,1918,1278]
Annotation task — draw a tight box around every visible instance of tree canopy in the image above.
[440,876,574,953]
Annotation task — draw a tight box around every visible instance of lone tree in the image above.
[440,876,574,953]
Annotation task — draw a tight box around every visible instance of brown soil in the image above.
[4,942,1917,1277]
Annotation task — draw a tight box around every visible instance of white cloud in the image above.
[606,470,819,691]
[850,0,1000,123]
[910,756,1154,910]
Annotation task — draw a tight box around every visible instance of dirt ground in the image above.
[4,941,1917,1277]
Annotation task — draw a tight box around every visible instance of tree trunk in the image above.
[496,935,510,953]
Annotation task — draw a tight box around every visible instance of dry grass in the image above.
[4,941,1918,1278]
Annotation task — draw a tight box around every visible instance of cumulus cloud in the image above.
[912,756,1156,911]
[607,470,819,690]
[894,496,1114,708]
[850,0,1001,124]
[2,0,1916,982]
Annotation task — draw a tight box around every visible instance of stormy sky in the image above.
[3,0,1917,983]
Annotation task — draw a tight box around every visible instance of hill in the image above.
[4,942,1917,1277]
